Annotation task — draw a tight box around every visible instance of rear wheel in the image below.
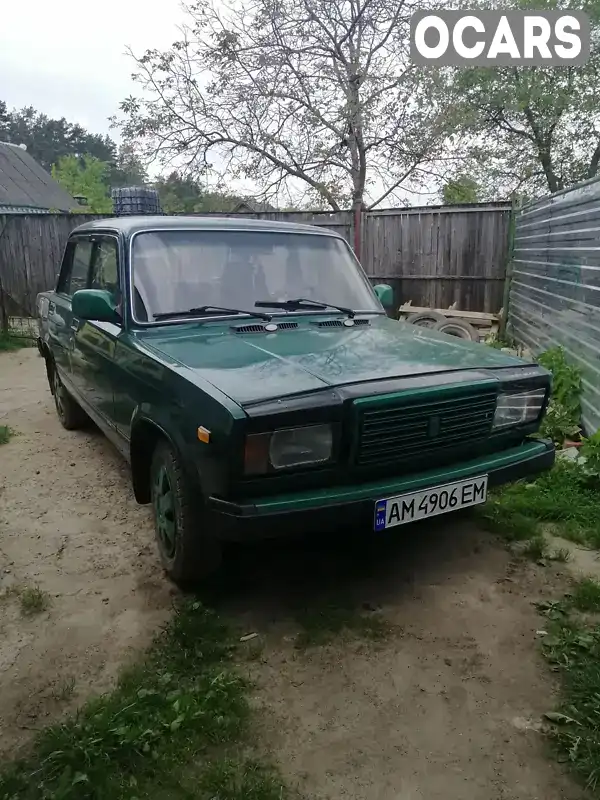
[52,369,88,430]
[150,438,222,585]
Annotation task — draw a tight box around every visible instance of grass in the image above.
[540,586,600,792]
[0,425,13,445]
[19,585,51,616]
[0,331,33,352]
[0,600,289,800]
[478,461,600,549]
[293,600,390,649]
[522,535,548,561]
[571,579,600,613]
[51,677,76,702]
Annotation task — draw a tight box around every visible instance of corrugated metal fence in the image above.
[0,204,511,322]
[508,178,600,434]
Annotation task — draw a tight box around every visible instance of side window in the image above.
[90,238,120,301]
[57,239,93,296]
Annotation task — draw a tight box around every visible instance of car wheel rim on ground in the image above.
[53,373,65,420]
[153,465,177,559]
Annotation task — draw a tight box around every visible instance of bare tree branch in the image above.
[116,0,453,209]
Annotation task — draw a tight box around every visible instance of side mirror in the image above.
[72,289,120,323]
[373,283,394,310]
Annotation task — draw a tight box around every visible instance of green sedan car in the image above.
[37,216,554,584]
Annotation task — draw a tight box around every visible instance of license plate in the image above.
[374,475,488,531]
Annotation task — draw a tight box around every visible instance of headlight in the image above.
[493,388,547,429]
[245,424,333,474]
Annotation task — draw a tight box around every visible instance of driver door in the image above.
[71,235,122,427]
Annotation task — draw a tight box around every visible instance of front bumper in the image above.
[208,439,555,538]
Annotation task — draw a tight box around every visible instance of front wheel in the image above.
[150,439,222,585]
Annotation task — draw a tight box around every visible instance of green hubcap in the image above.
[154,465,176,559]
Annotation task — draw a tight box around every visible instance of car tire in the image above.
[406,311,447,328]
[52,369,89,430]
[433,318,479,341]
[150,438,222,585]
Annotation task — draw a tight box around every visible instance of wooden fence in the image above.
[0,213,100,325]
[0,203,512,321]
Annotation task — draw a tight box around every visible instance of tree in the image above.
[442,175,479,204]
[117,0,455,211]
[52,156,113,213]
[451,0,600,197]
[0,102,118,173]
[110,143,148,187]
[154,171,242,213]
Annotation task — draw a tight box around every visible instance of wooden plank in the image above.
[399,303,499,322]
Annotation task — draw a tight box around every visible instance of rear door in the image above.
[48,236,93,382]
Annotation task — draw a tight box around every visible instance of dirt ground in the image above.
[0,348,173,756]
[0,348,583,798]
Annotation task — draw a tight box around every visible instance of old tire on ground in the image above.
[52,369,89,430]
[150,438,222,585]
[406,310,447,328]
[433,318,479,341]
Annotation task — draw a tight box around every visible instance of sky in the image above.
[0,0,436,205]
[0,0,184,138]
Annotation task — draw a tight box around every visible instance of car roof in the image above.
[70,215,341,238]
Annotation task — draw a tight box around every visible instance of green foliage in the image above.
[477,503,539,541]
[450,0,600,197]
[0,100,145,190]
[0,600,287,800]
[539,403,581,446]
[112,142,147,188]
[480,460,600,549]
[572,579,600,613]
[52,156,113,213]
[538,347,582,420]
[541,606,600,790]
[153,171,242,214]
[0,333,31,352]
[442,175,479,204]
[197,759,290,800]
[484,333,516,350]
[19,586,51,616]
[0,100,117,173]
[582,432,600,477]
[0,425,13,445]
[537,347,582,444]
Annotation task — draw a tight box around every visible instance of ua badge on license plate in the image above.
[374,475,488,531]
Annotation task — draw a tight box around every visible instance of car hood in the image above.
[138,315,525,405]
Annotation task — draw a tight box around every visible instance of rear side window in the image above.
[57,239,93,296]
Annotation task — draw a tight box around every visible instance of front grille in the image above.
[354,387,497,467]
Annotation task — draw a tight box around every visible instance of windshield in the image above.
[130,229,381,322]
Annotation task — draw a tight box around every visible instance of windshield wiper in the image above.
[153,305,272,322]
[254,298,355,318]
